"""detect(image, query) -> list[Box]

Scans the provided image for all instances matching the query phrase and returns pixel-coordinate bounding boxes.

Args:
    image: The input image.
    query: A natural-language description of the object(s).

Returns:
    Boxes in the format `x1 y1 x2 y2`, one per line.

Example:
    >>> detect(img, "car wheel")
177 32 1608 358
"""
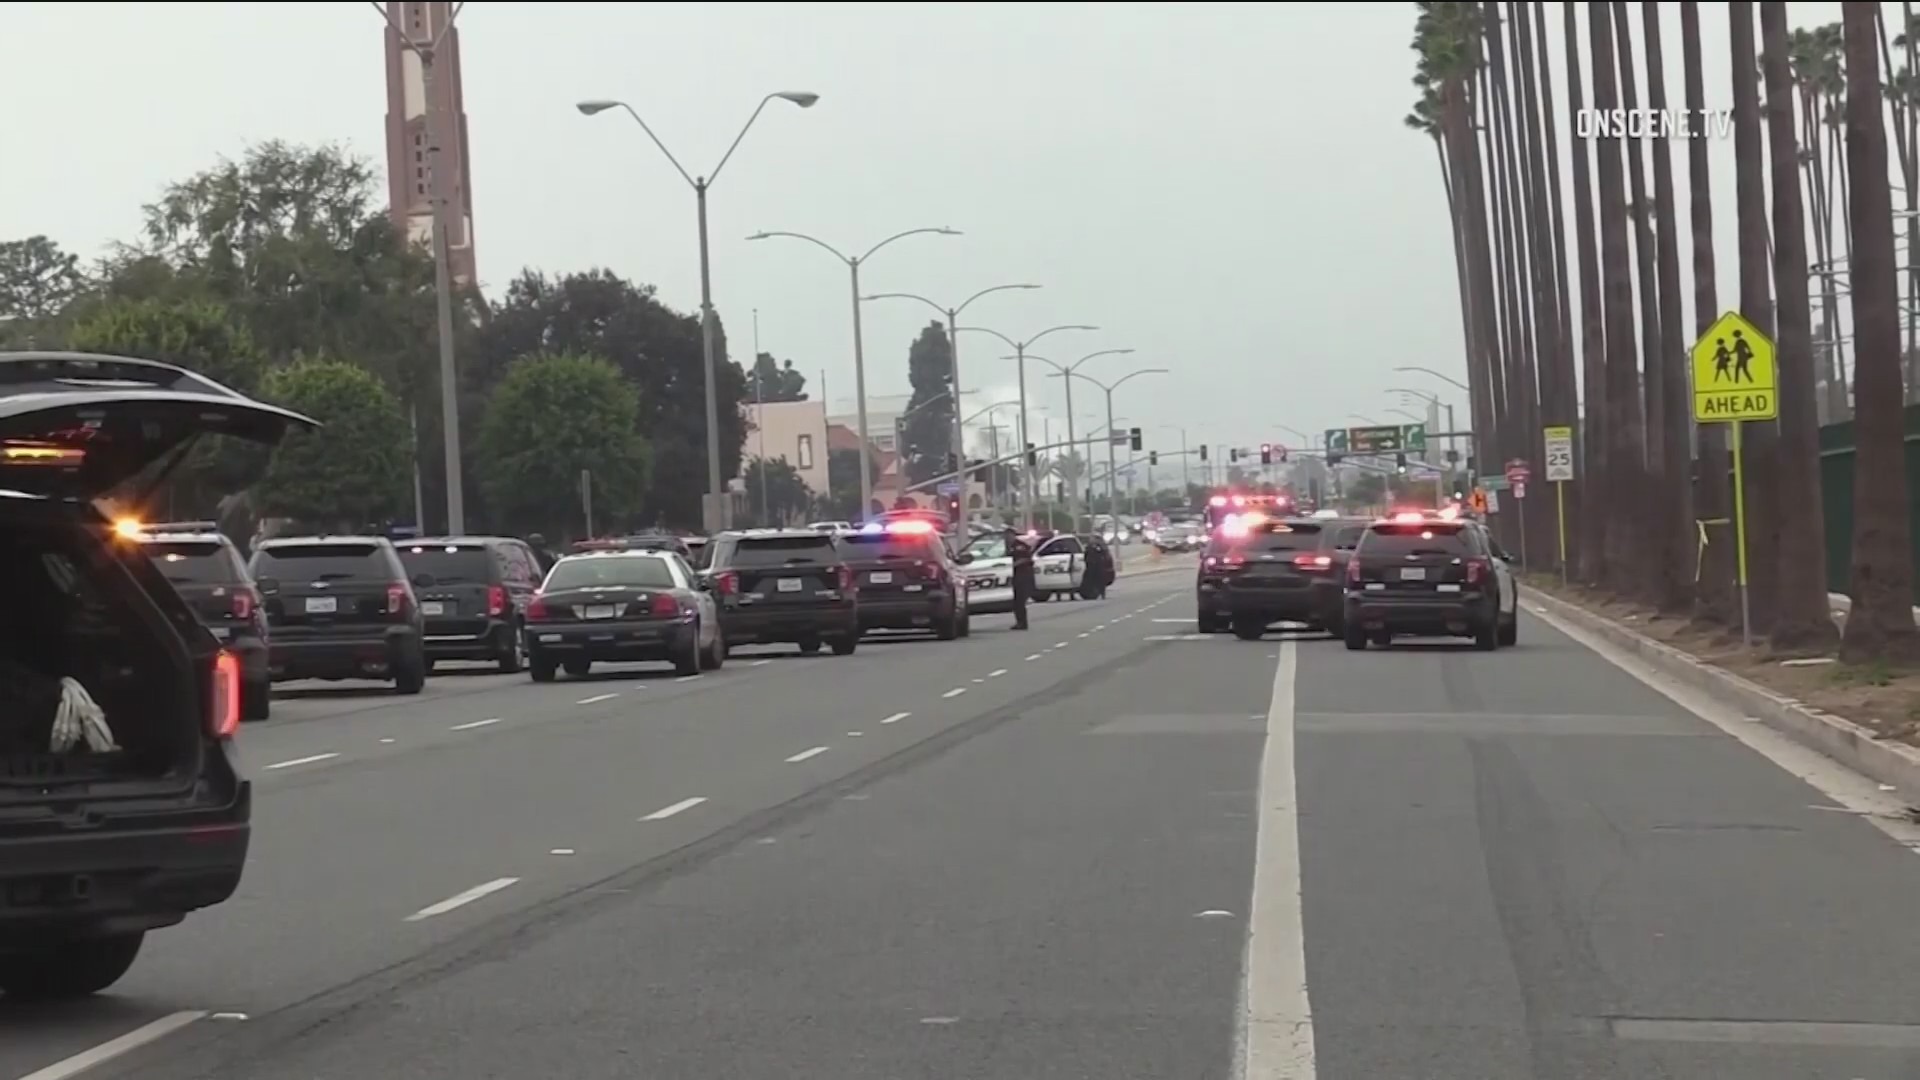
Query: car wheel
1343 625 1368 651
798 639 822 655
498 624 526 674
1497 611 1518 647
0 932 144 1000
529 653 558 683
958 610 972 638
394 650 427 695
935 609 959 641
564 658 593 678
1197 611 1226 634
1474 619 1498 651
242 677 271 722
830 635 858 656
1233 619 1266 641
702 626 727 670
673 628 702 676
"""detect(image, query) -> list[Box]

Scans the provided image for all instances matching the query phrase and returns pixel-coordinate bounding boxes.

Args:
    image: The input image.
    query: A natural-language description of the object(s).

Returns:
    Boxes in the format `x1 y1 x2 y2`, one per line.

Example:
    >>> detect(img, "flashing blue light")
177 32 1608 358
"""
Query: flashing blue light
859 521 886 534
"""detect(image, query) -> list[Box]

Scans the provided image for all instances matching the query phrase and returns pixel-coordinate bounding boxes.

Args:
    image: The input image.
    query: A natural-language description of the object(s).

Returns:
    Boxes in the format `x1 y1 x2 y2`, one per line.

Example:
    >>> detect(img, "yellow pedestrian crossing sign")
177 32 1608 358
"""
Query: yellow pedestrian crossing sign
1691 310 1778 422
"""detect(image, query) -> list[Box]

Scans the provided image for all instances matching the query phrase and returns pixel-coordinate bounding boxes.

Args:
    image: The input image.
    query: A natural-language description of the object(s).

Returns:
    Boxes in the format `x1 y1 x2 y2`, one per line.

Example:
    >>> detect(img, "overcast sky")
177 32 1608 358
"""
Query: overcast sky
0 1 1868 459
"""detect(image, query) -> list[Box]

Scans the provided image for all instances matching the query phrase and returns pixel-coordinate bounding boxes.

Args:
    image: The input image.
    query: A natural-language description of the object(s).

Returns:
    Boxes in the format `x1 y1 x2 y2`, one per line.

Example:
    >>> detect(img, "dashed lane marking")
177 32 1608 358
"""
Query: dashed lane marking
641 796 707 821
988 668 1008 678
405 877 520 922
785 746 830 763
942 688 968 699
264 753 340 771
576 692 620 705
1025 653 1043 661
20 1010 208 1080
450 718 501 731
881 712 910 724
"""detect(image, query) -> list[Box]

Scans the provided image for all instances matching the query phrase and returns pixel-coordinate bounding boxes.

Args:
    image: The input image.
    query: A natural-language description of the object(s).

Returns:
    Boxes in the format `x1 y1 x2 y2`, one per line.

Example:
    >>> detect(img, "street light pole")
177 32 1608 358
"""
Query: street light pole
753 308 768 525
748 228 961 520
957 324 1096 531
578 90 819 531
1024 348 1136 530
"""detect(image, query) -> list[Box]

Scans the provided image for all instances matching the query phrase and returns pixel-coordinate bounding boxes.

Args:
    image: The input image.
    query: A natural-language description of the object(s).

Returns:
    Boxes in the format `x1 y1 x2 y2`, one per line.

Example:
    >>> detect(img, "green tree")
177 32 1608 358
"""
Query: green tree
0 235 90 347
743 458 813 526
476 353 651 539
66 296 271 514
255 359 410 530
899 321 954 484
747 352 808 402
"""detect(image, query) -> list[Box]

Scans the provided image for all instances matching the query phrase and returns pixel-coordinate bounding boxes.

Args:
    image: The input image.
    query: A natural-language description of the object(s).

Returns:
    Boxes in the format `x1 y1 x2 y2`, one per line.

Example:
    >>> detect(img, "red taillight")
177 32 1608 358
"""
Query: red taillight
230 589 255 620
386 582 408 616
1466 558 1487 585
650 592 684 617
526 594 551 620
1294 554 1333 571
209 650 240 739
713 571 740 595
837 565 855 591
487 584 508 617
1347 558 1363 584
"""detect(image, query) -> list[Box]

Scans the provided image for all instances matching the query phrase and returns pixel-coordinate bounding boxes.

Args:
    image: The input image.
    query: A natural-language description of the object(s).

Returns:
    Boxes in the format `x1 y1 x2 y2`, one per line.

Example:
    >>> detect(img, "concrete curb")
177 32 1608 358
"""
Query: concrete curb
1528 588 1920 804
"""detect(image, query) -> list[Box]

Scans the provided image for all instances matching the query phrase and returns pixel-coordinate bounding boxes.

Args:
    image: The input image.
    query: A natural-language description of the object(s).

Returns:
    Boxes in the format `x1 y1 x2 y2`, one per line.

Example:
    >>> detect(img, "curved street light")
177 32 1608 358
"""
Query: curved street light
1025 349 1135 529
578 90 818 530
864 284 1040 479
953 323 1097 529
747 227 960 518
1043 366 1169 525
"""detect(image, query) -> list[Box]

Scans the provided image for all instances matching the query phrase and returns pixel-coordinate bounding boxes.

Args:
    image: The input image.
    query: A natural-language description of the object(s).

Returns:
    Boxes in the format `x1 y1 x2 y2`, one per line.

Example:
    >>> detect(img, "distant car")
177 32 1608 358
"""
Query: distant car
524 549 722 679
1342 513 1517 650
839 519 971 639
249 535 429 693
133 522 273 720
396 536 542 673
705 529 860 655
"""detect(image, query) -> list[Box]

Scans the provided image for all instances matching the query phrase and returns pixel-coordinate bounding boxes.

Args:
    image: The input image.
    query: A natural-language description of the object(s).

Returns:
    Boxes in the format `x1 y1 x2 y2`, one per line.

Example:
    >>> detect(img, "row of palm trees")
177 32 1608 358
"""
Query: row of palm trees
1410 1 1920 664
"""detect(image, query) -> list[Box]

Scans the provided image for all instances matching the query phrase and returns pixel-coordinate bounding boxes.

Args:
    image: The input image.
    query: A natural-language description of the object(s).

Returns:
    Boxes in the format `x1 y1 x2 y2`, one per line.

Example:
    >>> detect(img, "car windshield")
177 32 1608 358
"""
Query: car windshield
139 540 242 584
545 557 677 590
398 545 492 584
964 535 1011 560
728 537 837 567
251 543 385 581
1245 524 1322 552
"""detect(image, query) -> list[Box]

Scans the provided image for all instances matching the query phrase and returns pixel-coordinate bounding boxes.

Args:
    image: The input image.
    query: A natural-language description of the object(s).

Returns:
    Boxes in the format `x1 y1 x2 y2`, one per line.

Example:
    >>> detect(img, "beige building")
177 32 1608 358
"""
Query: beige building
743 401 830 497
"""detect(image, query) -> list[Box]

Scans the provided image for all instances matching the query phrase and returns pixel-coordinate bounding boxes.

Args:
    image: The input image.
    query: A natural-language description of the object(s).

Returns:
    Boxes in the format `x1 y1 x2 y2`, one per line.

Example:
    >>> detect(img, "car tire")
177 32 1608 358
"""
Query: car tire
564 658 593 678
673 628 701 676
830 635 858 656
936 609 959 641
798 639 822 655
958 609 972 638
1497 611 1518 647
394 650 427 695
242 678 271 722
529 653 558 683
0 932 144 1000
1197 611 1227 634
1344 625 1368 651
1233 619 1266 641
1474 619 1498 651
702 627 727 671
498 624 526 674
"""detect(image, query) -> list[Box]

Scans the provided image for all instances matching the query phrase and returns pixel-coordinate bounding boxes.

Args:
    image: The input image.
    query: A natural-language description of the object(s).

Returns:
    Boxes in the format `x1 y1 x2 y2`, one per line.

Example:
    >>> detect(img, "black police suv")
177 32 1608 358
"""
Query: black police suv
838 521 972 640
135 522 274 720
1342 514 1519 650
1196 517 1350 638
524 549 724 679
705 529 860 655
0 351 314 998
250 535 431 693
398 536 542 673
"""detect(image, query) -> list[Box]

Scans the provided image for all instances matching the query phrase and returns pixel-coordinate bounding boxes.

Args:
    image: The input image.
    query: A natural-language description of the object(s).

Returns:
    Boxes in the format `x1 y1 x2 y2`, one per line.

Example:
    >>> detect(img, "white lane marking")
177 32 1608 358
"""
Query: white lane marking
20 1010 208 1080
942 687 968 699
405 877 520 922
450 718 501 731
550 848 575 856
576 692 620 705
750 659 773 667
1054 641 1069 649
1026 653 1043 661
972 678 985 684
848 731 864 737
264 752 340 771
642 796 708 821
1154 617 1195 623
1239 637 1317 1078
1077 632 1091 639
379 738 397 744
881 711 911 725
675 674 701 683
988 668 1008 678
786 746 830 763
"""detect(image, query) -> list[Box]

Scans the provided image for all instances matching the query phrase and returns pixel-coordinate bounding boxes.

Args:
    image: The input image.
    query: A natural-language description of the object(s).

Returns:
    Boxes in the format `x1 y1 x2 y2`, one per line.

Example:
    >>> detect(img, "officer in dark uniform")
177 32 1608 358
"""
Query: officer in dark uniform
526 533 558 575
1007 528 1036 630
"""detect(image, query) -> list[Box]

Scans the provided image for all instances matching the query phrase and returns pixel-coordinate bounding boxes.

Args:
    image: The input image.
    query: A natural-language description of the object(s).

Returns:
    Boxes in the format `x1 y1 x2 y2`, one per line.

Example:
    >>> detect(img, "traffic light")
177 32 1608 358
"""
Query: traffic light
1260 443 1273 465
1230 448 1240 462
947 496 962 524
1149 451 1159 466
946 451 960 475
1026 442 1038 467
1279 447 1289 463
1129 427 1143 451
1198 444 1208 462
1395 452 1408 474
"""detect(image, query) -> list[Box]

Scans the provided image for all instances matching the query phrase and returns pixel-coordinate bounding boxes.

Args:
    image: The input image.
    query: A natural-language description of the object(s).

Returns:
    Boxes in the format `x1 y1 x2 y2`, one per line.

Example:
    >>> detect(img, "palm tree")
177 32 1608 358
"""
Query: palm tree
1611 5 1665 544
1759 2 1840 651
1589 2 1644 589
1840 0 1920 662
1889 7 1920 374
1406 80 1479 405
1485 2 1544 558
1730 1 1780 637
1683 0 1736 626
1790 24 1849 421
1642 2 1694 615
1562 0 1610 585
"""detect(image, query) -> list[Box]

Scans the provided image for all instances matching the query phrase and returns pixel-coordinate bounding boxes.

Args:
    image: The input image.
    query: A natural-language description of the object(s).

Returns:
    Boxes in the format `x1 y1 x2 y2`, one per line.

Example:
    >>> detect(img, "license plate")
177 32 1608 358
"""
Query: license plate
869 571 893 584
304 596 337 614
420 601 445 616
1399 567 1427 582
209 626 231 639
583 604 617 620
777 578 803 593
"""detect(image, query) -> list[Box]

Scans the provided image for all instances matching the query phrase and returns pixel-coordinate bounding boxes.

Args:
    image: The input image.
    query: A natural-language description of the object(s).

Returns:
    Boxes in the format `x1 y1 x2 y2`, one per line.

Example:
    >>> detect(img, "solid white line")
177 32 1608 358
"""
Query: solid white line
641 796 708 821
20 1010 208 1080
988 668 1008 678
264 752 339 771
786 746 830 763
576 692 620 705
1025 653 1043 661
881 711 911 725
450 718 501 731
675 674 701 683
750 659 773 666
1154 617 1196 623
942 687 967 699
1239 639 1317 1078
405 877 520 922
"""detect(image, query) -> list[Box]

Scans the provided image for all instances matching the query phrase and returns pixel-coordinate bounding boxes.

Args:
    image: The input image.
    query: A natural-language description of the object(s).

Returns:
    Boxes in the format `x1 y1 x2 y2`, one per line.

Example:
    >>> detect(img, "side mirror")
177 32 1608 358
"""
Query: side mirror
411 572 436 589
254 576 281 594
694 576 713 591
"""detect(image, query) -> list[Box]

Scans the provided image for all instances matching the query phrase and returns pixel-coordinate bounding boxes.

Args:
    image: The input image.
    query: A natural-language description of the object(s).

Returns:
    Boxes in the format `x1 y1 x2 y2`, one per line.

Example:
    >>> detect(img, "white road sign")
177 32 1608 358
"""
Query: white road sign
1543 425 1575 482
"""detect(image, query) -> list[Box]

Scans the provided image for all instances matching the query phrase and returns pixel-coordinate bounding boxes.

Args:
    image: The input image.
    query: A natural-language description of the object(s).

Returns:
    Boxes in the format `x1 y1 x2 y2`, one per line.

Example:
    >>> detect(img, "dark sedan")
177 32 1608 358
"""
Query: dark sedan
524 549 724 679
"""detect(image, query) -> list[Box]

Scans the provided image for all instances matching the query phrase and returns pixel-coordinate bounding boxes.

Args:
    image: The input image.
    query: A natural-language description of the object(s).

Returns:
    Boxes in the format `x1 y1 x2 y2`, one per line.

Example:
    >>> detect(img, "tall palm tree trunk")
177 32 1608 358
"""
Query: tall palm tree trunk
1613 2 1665 507
1479 55 1525 554
1841 0 1920 661
1487 2 1545 558
1643 2 1695 614
1442 75 1505 489
1799 90 1840 418
1529 0 1581 567
1564 0 1610 585
1759 2 1841 650
1683 0 1736 625
1589 1 1645 589
1731 1 1781 636
1437 135 1480 409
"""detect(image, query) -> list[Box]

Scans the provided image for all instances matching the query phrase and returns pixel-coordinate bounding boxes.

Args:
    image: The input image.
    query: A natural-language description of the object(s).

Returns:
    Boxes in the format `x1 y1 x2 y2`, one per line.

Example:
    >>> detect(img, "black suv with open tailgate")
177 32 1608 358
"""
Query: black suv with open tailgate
0 351 314 998
134 522 273 720
706 529 860 655
250 536 430 693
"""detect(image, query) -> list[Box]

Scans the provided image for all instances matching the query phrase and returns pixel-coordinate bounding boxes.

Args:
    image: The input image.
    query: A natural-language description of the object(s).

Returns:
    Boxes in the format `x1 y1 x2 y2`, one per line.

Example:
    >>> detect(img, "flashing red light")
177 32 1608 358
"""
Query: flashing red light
1390 511 1429 524
1294 554 1333 571
886 519 937 535
1209 495 1228 507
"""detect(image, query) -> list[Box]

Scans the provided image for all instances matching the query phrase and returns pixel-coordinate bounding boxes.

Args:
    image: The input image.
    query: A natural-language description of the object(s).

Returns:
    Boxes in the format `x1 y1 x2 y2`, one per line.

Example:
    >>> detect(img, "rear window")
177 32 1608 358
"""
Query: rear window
252 543 389 580
1246 524 1322 552
545 556 676 590
139 540 244 585
1362 523 1473 557
399 545 493 584
727 536 838 568
839 534 942 560
1331 524 1368 549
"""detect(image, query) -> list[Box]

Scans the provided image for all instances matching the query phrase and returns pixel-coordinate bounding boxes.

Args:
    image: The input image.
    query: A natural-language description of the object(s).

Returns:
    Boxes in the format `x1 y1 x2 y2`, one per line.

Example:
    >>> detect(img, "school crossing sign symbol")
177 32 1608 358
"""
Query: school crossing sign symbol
1690 311 1778 423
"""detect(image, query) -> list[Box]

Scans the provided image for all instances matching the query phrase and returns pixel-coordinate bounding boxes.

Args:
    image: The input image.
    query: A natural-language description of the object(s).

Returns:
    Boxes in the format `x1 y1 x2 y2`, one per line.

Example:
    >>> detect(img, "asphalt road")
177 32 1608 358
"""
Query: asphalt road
9 559 1920 1078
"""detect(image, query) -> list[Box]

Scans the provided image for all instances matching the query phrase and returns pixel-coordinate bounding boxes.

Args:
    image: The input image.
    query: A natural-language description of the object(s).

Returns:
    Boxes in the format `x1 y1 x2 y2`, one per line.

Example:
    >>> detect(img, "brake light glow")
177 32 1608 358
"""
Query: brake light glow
1231 496 1246 507
386 582 409 615
837 565 855 591
487 584 508 617
209 650 241 739
1466 558 1488 585
1347 557 1363 584
649 593 684 617
886 520 937 535
1205 553 1247 569
230 589 255 620
1294 554 1333 571
713 571 740 595
1209 495 1228 507
1390 512 1428 524
526 594 551 620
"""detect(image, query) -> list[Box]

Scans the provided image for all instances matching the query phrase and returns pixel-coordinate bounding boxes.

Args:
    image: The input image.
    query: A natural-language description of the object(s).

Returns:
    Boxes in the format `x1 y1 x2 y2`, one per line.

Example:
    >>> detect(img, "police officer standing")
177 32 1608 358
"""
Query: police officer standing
1007 528 1036 630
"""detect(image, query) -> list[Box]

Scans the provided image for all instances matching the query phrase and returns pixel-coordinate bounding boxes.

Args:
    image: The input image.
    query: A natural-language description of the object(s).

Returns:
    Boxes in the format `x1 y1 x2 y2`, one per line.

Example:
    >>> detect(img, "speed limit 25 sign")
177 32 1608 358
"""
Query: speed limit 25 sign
1543 425 1575 481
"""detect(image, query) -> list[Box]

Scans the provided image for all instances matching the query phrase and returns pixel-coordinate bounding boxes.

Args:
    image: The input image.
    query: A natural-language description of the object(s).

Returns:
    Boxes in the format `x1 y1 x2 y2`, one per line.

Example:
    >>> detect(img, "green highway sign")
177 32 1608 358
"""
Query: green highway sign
1336 423 1426 455
1324 428 1349 453
1402 423 1427 451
